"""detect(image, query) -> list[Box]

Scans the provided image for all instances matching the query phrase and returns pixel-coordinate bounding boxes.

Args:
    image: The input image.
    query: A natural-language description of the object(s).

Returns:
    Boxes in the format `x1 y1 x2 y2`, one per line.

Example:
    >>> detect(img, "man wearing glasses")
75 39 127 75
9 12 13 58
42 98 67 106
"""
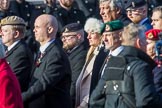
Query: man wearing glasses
61 23 88 108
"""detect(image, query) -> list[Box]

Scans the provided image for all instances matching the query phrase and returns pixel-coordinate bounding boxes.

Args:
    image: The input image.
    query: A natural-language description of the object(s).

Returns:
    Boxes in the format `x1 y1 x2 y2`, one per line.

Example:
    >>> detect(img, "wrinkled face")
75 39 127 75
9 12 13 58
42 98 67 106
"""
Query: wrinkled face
102 31 121 50
1 25 16 47
146 41 156 58
0 0 10 11
61 33 78 51
99 1 116 23
87 32 100 47
33 17 48 45
59 0 73 7
151 11 162 30
126 7 144 23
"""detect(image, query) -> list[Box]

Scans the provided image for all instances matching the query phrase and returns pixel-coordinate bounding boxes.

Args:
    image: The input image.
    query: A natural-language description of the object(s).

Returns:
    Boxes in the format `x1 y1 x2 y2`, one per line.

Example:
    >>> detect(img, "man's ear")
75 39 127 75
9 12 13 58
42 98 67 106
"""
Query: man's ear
14 30 20 39
135 38 141 48
135 38 146 52
48 26 54 33
76 34 81 39
118 31 122 41
116 7 121 14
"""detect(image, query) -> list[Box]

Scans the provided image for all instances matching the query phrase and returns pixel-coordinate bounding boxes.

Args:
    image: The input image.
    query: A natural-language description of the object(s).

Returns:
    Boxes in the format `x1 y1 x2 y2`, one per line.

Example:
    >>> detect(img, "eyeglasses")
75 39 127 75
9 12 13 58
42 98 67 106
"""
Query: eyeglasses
61 35 76 40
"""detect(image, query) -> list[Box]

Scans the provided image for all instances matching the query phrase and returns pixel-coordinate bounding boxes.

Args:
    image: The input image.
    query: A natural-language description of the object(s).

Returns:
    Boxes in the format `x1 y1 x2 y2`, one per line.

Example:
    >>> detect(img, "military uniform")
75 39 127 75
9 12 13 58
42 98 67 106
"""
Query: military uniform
41 3 86 41
0 9 16 20
75 0 100 18
10 1 31 25
146 0 157 18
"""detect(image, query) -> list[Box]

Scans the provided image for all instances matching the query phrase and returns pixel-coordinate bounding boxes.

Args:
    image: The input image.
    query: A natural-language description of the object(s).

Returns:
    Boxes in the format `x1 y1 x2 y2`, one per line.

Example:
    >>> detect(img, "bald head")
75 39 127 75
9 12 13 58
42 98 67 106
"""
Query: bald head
34 14 58 45
38 14 58 31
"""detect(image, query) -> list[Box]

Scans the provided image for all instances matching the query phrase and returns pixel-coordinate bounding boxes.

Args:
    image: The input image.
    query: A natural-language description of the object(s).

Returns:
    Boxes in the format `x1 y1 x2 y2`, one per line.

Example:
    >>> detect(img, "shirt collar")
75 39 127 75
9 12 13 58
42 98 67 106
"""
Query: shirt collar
40 39 55 53
8 40 20 51
139 17 148 25
109 45 124 56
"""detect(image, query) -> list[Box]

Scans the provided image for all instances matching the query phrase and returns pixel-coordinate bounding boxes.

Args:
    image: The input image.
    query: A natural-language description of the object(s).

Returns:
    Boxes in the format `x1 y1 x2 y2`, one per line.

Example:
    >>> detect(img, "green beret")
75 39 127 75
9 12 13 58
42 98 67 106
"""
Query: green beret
100 20 124 34
1 16 26 26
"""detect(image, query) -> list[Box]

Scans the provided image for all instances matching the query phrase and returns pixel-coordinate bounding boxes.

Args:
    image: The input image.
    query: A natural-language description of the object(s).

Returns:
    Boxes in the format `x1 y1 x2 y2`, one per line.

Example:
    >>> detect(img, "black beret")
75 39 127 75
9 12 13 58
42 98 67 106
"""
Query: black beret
61 23 83 35
124 0 146 9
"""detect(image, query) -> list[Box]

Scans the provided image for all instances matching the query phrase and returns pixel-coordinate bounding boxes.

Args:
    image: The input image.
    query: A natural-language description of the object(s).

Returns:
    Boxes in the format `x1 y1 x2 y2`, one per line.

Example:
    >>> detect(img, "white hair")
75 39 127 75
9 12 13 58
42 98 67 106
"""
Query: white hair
0 38 5 59
84 17 103 33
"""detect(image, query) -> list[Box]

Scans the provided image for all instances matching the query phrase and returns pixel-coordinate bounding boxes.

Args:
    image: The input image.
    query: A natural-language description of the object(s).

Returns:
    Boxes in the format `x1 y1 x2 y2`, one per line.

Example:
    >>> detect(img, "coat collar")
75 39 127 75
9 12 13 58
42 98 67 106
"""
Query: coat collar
5 40 22 57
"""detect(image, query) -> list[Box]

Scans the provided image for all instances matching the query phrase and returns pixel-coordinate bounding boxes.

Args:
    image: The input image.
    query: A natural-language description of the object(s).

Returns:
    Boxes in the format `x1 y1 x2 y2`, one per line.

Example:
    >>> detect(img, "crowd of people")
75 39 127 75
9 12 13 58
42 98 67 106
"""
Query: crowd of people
0 0 162 108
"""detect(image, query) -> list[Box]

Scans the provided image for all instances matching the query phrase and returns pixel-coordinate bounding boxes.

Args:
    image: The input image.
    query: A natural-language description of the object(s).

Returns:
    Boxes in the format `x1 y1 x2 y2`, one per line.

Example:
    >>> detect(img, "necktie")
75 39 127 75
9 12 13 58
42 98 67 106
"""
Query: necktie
100 55 111 77
5 49 8 55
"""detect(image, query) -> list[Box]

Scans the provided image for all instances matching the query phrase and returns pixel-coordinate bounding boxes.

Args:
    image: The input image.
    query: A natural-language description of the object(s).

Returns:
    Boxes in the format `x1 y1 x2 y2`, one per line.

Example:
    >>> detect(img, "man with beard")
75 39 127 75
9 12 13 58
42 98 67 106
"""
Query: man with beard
61 23 88 107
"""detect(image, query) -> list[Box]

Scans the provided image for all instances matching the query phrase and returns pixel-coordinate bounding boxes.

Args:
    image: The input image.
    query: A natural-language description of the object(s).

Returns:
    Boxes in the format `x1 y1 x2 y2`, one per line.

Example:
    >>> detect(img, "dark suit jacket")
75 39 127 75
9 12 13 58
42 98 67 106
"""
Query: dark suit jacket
22 40 72 108
68 42 88 106
6 40 33 92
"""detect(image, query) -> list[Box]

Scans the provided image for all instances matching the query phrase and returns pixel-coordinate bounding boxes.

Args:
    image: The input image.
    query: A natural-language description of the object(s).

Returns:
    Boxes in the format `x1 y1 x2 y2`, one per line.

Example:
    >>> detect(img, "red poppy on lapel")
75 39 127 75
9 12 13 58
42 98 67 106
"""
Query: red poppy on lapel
35 52 46 67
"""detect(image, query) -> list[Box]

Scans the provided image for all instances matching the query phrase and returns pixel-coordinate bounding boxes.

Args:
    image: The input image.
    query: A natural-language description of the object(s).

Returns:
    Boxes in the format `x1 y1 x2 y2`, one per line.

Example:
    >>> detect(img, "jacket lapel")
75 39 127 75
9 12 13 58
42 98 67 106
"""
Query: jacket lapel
6 41 21 57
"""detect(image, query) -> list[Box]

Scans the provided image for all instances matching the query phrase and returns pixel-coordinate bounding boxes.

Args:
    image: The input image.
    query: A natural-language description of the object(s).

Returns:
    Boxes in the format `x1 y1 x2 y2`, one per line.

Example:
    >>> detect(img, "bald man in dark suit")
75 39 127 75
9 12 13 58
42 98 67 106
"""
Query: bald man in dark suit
22 14 72 108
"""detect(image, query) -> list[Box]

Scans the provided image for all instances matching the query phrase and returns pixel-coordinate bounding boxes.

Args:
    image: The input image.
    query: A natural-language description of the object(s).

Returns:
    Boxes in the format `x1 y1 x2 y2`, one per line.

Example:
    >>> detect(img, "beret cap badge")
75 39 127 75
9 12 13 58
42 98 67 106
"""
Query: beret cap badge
64 28 69 33
147 33 154 39
105 25 111 31
132 2 135 7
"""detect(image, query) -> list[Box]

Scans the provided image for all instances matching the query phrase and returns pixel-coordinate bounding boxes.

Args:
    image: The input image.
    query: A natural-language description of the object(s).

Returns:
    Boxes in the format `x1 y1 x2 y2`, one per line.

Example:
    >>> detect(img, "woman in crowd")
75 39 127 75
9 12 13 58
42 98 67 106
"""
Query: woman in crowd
75 17 103 108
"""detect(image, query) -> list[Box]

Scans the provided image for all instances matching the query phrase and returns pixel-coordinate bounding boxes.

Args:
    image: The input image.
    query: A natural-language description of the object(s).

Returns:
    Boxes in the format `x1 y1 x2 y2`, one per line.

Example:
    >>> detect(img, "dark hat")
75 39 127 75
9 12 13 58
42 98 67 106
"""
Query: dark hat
0 16 26 26
100 20 124 34
124 0 146 9
145 29 162 41
62 23 83 36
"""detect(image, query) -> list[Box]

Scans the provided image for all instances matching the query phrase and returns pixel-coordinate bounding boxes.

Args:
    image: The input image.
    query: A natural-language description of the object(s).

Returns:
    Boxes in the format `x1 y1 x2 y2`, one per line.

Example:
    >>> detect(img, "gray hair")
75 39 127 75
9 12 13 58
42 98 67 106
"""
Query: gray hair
0 39 5 59
109 0 123 11
122 23 144 46
100 0 124 12
84 17 103 34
